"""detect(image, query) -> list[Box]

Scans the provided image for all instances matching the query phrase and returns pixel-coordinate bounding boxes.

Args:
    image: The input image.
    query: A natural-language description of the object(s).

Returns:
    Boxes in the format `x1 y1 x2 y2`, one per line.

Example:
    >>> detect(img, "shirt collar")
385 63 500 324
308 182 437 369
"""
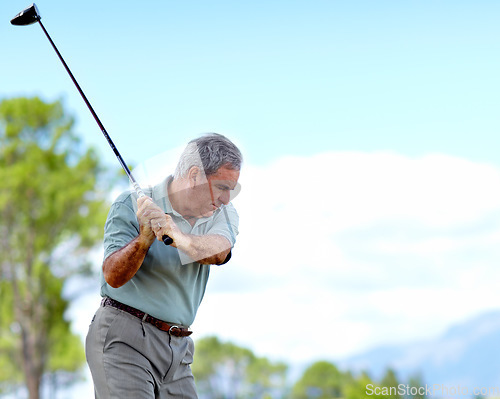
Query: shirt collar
151 175 174 214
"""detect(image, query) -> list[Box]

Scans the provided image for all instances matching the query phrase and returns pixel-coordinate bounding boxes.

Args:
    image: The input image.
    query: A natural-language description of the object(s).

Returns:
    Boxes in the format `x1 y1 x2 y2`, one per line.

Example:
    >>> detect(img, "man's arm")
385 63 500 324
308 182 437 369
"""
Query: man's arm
173 233 231 265
102 232 153 288
103 197 157 288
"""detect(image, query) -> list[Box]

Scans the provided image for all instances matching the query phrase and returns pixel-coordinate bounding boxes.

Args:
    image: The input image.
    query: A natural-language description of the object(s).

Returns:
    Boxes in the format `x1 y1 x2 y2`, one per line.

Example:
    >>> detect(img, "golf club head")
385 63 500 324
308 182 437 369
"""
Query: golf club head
11 3 40 26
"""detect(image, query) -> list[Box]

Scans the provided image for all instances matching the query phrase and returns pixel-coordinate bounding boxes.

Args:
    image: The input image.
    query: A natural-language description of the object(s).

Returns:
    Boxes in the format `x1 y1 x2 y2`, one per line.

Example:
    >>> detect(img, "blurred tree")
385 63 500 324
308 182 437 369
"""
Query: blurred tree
245 355 288 398
192 336 287 399
291 360 345 399
407 373 427 399
0 97 108 399
380 368 402 399
344 371 379 399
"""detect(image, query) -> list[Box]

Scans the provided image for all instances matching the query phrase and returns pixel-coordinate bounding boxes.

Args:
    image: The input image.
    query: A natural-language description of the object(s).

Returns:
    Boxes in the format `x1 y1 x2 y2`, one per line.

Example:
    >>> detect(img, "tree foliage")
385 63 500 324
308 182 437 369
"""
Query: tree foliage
292 361 350 399
380 368 402 399
407 373 427 399
0 97 109 398
192 336 288 399
343 371 377 399
291 361 426 399
191 336 428 399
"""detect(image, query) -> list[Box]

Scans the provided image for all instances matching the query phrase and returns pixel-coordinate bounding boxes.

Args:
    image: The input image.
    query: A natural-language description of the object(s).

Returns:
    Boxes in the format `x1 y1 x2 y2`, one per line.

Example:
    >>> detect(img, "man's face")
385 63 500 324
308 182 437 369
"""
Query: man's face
192 165 240 217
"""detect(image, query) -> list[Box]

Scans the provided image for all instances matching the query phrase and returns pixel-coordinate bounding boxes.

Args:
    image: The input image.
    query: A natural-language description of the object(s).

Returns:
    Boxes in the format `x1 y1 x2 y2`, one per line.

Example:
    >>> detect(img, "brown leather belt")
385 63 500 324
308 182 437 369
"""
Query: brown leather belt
101 297 192 337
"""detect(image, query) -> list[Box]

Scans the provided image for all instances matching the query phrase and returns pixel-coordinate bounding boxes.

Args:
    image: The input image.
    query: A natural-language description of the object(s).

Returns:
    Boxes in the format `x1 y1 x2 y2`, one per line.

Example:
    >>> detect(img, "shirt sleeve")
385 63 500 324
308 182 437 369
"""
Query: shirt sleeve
103 194 140 260
206 203 239 247
177 203 239 266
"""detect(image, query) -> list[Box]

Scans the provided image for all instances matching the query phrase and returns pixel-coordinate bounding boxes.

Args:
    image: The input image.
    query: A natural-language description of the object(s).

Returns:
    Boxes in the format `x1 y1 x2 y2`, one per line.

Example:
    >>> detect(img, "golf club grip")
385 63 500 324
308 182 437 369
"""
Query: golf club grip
162 235 174 245
136 189 173 246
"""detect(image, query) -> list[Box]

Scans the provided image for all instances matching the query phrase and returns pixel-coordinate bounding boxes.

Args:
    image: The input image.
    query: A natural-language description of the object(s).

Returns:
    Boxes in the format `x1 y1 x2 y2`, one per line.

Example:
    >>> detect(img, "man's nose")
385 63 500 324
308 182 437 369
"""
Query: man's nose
220 190 230 205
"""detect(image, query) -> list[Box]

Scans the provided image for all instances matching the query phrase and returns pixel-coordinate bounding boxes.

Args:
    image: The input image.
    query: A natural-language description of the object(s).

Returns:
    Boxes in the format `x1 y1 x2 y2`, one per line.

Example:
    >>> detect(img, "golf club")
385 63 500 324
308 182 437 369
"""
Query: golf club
11 3 173 245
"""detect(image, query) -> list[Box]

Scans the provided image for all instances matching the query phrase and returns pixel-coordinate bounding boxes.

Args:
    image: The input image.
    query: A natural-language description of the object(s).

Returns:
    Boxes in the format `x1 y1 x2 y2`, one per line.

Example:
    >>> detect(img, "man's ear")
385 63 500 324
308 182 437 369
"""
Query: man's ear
187 166 200 188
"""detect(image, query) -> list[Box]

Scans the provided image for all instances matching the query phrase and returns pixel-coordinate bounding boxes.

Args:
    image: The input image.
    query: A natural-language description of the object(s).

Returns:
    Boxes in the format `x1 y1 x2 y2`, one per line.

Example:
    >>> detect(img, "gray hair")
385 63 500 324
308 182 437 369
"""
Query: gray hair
174 133 243 179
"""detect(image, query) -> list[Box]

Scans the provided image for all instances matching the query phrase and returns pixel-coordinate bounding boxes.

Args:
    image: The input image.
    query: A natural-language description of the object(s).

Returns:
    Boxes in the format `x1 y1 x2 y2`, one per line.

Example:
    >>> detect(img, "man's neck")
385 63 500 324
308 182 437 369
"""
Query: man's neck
167 178 197 220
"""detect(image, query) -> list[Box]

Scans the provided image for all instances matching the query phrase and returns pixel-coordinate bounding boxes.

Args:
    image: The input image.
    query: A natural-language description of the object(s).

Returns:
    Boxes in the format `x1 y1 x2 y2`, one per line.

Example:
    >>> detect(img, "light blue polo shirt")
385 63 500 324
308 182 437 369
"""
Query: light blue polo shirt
101 176 239 327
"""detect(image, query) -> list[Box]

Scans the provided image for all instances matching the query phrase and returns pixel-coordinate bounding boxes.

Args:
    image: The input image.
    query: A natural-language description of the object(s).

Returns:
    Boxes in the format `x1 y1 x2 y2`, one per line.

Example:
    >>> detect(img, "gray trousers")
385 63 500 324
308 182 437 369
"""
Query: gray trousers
85 304 198 399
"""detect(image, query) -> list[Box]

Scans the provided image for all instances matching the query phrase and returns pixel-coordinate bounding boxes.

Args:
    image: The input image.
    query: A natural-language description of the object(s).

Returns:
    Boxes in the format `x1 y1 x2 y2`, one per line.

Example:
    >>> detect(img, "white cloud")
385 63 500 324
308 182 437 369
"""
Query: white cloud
190 151 500 363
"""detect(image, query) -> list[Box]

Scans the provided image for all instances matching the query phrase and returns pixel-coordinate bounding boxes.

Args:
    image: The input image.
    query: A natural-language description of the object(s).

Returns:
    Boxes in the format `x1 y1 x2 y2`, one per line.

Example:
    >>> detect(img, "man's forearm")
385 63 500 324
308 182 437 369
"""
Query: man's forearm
103 234 152 288
175 233 231 265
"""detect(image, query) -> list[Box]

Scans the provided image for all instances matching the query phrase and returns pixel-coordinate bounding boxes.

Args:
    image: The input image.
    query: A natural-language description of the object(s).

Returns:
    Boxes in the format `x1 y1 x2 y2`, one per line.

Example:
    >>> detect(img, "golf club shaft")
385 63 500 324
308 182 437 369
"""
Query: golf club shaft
36 19 173 245
37 20 137 189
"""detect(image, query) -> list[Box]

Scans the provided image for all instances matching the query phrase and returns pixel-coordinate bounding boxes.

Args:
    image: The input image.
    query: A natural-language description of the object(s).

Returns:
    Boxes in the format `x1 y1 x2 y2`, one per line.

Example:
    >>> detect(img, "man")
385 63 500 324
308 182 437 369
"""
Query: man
86 133 242 398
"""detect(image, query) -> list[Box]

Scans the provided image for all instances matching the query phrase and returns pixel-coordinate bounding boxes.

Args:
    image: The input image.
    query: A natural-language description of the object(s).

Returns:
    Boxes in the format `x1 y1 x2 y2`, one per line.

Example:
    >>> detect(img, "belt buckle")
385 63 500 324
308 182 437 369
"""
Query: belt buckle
169 325 181 336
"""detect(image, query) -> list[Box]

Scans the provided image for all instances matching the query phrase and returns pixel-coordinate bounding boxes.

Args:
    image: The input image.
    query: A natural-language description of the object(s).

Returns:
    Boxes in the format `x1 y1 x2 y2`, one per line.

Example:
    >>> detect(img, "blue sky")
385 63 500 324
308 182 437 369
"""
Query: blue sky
2 1 499 167
2 1 500 393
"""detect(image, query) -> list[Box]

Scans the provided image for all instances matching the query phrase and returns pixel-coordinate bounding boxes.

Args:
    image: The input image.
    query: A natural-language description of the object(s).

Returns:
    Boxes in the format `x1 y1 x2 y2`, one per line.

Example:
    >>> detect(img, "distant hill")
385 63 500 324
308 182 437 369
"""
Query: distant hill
339 310 500 390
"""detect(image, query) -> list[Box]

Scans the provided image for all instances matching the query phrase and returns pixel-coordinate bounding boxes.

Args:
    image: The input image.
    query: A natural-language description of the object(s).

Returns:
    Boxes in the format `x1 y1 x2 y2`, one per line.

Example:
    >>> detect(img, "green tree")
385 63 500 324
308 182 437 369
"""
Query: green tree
344 371 378 399
192 336 287 399
291 361 345 399
0 97 108 399
407 373 427 399
246 355 288 398
380 368 402 398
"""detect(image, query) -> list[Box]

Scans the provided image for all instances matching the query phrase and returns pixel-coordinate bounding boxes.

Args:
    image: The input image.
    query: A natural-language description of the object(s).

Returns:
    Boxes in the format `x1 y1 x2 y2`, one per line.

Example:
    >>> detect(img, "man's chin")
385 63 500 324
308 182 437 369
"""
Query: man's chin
200 210 215 218
198 204 218 218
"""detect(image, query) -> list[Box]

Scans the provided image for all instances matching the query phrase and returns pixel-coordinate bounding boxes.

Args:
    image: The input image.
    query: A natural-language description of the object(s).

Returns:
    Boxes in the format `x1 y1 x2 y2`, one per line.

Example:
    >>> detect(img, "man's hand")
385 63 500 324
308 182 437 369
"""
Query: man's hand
136 196 157 245
137 196 181 246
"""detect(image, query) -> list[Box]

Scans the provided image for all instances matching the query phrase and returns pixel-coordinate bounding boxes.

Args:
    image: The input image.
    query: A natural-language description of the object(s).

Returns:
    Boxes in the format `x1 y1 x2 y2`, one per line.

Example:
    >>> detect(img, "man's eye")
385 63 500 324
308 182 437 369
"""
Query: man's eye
216 185 230 191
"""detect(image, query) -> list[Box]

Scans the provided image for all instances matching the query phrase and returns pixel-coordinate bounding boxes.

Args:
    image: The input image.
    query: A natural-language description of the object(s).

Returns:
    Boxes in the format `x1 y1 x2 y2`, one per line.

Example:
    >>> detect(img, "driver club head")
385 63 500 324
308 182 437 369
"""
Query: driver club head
11 3 40 26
